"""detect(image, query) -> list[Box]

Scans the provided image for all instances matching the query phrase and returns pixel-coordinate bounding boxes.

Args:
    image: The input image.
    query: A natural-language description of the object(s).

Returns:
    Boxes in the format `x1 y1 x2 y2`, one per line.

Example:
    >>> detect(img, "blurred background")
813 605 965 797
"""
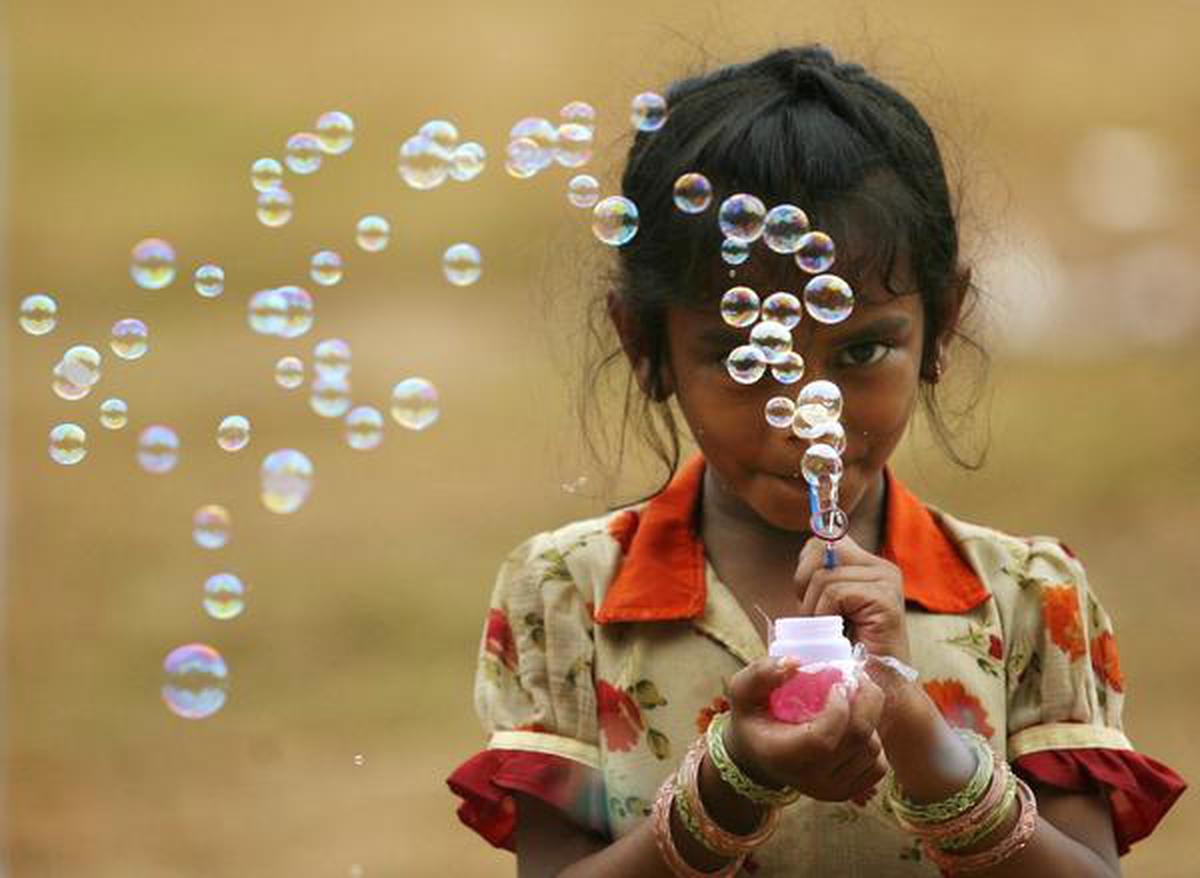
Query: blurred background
3 0 1198 875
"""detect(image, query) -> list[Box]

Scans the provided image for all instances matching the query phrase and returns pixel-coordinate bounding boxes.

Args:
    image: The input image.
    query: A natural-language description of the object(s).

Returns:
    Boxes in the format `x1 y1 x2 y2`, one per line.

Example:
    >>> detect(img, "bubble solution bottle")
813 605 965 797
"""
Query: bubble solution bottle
767 616 861 724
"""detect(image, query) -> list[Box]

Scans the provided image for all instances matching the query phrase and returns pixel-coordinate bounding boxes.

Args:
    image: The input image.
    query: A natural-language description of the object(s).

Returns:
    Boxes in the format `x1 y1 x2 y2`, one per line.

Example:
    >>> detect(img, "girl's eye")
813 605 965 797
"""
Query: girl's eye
838 341 891 367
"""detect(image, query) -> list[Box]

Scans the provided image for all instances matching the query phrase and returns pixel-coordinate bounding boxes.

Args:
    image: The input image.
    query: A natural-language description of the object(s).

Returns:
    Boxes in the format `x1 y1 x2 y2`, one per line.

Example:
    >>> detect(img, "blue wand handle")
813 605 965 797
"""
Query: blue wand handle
808 483 837 570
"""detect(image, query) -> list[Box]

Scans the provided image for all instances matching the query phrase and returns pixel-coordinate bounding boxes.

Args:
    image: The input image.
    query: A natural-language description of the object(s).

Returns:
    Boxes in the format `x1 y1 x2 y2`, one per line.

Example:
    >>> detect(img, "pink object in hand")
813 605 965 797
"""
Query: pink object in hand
769 665 845 723
766 616 858 724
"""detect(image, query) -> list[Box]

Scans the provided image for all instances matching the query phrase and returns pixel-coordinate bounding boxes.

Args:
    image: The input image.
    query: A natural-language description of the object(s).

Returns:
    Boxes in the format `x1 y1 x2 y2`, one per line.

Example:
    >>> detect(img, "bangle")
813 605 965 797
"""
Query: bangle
896 754 1011 844
675 735 779 857
924 777 1039 873
939 772 1018 852
706 712 801 807
887 729 994 826
651 772 744 877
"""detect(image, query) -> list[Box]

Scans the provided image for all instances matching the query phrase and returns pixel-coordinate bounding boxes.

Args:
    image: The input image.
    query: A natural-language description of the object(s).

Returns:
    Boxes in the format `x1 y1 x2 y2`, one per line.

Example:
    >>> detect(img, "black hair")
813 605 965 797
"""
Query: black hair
583 44 987 496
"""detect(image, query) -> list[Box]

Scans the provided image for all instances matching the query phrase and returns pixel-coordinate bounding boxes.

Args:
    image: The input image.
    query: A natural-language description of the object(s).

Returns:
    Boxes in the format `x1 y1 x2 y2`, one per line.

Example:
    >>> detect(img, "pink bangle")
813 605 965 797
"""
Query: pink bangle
651 775 745 878
678 736 779 856
924 777 1039 873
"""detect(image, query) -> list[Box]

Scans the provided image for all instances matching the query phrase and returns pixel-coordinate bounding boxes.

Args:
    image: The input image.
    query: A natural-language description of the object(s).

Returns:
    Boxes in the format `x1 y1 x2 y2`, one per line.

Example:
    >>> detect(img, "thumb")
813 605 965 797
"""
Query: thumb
728 656 802 713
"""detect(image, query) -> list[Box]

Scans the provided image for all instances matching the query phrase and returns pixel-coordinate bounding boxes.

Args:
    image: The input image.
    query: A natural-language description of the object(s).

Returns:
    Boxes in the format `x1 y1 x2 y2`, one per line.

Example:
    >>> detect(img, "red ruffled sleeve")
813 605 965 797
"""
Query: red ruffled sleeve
447 748 609 852
1014 748 1186 855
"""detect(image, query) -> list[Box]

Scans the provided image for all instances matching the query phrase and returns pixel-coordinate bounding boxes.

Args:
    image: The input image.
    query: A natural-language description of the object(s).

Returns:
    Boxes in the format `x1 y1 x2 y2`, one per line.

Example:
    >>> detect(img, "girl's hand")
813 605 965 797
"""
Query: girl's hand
722 657 890 802
794 535 912 665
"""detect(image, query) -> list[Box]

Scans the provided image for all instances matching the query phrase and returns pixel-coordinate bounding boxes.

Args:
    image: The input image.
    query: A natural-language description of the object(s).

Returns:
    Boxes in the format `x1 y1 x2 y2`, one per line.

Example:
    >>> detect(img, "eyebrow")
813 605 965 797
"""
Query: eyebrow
835 315 914 340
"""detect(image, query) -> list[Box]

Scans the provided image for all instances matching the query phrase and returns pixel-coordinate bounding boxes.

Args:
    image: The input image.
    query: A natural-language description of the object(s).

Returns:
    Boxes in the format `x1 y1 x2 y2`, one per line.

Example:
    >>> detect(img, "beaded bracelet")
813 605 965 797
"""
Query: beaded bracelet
923 777 1039 873
675 735 780 857
651 772 745 878
887 729 994 826
706 712 802 808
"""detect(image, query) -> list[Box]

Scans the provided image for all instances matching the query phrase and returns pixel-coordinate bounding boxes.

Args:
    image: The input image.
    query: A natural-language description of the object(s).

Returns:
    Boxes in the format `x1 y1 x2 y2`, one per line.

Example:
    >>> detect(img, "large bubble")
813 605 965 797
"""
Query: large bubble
795 380 843 429
802 443 843 486
717 194 767 244
390 378 439 431
592 196 639 246
443 243 482 286
803 274 855 324
48 423 86 465
260 449 314 514
19 294 57 335
131 238 176 290
762 204 809 254
137 424 180 474
398 134 452 190
162 643 228 720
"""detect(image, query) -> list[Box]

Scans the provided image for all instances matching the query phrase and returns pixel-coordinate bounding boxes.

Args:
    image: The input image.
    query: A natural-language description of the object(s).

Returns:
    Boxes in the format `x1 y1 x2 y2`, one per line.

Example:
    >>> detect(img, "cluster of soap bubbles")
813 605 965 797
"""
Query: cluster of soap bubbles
399 119 485 190
253 110 356 228
505 102 596 180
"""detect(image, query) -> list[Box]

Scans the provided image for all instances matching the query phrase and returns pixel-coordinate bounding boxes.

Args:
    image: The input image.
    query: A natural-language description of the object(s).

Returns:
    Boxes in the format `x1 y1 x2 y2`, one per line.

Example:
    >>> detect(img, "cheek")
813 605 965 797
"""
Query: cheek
842 366 920 458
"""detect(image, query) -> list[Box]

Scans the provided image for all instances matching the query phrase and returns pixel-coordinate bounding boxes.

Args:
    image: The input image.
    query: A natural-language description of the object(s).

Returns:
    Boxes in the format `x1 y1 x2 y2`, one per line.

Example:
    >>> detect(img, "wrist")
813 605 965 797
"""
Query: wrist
698 737 772 835
880 684 979 803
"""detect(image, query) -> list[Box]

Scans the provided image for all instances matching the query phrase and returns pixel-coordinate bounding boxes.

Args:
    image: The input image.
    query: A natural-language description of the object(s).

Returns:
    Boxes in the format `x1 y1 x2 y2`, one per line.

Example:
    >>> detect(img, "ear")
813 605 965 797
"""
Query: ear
607 291 674 401
923 266 971 379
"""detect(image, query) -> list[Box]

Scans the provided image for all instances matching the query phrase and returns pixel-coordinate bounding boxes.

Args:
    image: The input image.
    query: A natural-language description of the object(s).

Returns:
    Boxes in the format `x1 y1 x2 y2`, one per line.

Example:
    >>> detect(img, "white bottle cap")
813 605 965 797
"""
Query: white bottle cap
768 615 852 663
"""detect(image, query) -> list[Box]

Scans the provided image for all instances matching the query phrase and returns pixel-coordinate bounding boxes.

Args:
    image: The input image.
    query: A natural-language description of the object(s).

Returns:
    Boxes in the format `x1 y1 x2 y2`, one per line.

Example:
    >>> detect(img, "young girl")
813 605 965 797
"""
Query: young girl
447 45 1184 876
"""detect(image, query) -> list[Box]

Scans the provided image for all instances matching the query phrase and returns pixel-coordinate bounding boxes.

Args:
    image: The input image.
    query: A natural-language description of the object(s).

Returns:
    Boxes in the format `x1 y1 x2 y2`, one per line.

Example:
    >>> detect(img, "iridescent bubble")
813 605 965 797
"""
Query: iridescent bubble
804 274 855 324
137 424 180 474
48 423 86 465
803 419 847 454
315 111 355 155
796 380 843 428
131 238 176 290
309 375 351 418
274 355 304 389
248 288 288 337
345 405 384 451
356 215 390 252
673 173 713 214
592 196 639 247
110 319 149 361
718 194 767 244
802 443 843 486
310 250 343 286
390 378 439 431
256 188 293 227
765 396 796 429
277 286 314 339
449 142 486 182
509 117 557 171
162 643 228 720
560 100 596 132
762 204 809 254
554 123 593 168
631 92 668 132
725 344 767 385
443 243 482 286
721 237 750 265
51 363 90 401
203 573 245 620
419 119 459 149
314 338 351 380
260 449 314 514
812 506 850 540
770 351 806 385
251 157 283 193
398 134 452 190
749 320 793 364
62 344 103 386
761 292 802 330
720 286 760 328
193 504 231 550
193 264 224 298
567 174 600 209
285 132 322 175
795 231 836 274
217 415 251 452
19 294 57 335
99 397 128 430
505 137 543 179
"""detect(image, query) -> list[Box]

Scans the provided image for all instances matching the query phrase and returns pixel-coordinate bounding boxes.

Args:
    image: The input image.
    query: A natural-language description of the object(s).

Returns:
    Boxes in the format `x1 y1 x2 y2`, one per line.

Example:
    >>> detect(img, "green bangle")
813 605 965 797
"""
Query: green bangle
939 773 1019 852
671 767 713 852
706 712 801 808
887 729 993 825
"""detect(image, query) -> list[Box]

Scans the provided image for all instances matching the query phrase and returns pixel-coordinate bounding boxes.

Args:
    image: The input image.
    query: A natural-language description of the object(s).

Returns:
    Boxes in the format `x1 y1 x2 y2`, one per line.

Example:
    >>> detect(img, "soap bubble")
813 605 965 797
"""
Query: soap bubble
48 423 86 465
162 643 228 720
449 142 486 182
390 378 439 430
51 364 90 401
251 158 283 193
315 111 355 155
274 355 305 389
19 294 57 335
721 237 750 265
802 443 843 485
277 286 314 339
795 231 836 274
762 204 809 254
193 504 231 550
803 274 855 324
812 506 850 541
631 92 668 132
796 380 843 428
248 288 288 337
356 215 390 252
505 137 543 179
770 351 806 385
260 449 314 514
720 286 760 328
765 396 796 429
749 320 793 364
310 375 352 418
592 196 639 246
673 173 713 214
419 119 459 149
509 117 557 172
110 319 149 361
761 292 802 330
137 424 180 474
554 122 593 168
398 134 451 190
256 188 293 227
718 194 767 244
560 100 596 132
443 243 482 286
310 250 343 286
194 264 224 298
353 753 366 767
314 338 352 380
131 238 176 290
285 132 322 175
803 419 847 454
725 344 767 385
217 415 251 452
345 405 384 450
567 174 600 208
203 573 246 620
62 344 103 386
99 398 128 430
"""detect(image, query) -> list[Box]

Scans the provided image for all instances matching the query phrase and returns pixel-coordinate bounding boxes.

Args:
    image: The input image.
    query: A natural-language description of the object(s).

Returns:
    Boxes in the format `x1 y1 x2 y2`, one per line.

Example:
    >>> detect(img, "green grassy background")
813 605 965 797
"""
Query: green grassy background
4 1 1198 875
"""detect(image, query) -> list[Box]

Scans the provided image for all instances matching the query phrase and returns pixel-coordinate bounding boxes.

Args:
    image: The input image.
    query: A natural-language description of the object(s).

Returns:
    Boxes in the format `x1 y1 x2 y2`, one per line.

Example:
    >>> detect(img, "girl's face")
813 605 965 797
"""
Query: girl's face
664 267 928 533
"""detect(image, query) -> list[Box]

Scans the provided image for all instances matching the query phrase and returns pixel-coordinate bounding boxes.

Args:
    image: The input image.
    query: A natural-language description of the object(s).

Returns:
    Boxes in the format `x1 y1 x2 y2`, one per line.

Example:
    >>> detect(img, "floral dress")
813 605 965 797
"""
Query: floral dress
448 457 1184 875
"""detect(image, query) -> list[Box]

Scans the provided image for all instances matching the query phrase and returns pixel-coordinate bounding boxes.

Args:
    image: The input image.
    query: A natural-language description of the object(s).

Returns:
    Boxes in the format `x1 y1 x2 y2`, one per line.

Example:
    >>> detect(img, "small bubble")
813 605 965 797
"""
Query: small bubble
803 274 855 324
673 173 713 214
720 286 760 328
592 196 639 247
137 424 180 474
508 117 557 172
277 286 314 339
770 351 806 385
309 375 352 419
62 344 103 386
356 215 390 252
217 415 251 452
449 142 486 182
49 423 86 465
256 188 294 227
554 123 593 168
162 643 228 720
203 573 246 620
390 378 439 431
812 506 849 540
720 237 750 265
762 204 809 254
99 398 128 430
442 243 482 286
805 420 847 454
51 363 90 401
110 319 149 361
260 449 314 514
310 250 343 286
631 92 667 132
749 320 793 364
285 132 322 175
314 339 352 381
567 174 600 209
131 238 176 289
353 753 366 767
315 111 355 155
505 137 543 179
725 345 767 385
194 264 225 298
795 231 836 274
765 396 796 429
761 292 802 330
19 294 57 335
248 288 288 336
345 406 384 451
802 443 843 486
274 355 305 390
193 504 231 550
398 134 451 190
561 476 589 494
560 100 596 132
250 158 283 193
718 195 767 244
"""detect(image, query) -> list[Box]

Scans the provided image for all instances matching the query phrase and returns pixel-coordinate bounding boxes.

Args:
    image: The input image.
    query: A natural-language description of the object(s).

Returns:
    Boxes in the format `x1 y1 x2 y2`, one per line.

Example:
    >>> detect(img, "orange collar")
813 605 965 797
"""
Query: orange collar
595 456 989 624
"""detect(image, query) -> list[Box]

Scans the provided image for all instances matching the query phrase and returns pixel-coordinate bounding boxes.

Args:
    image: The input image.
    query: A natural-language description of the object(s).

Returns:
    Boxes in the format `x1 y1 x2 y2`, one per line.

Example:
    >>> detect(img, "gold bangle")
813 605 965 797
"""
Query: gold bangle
705 712 801 808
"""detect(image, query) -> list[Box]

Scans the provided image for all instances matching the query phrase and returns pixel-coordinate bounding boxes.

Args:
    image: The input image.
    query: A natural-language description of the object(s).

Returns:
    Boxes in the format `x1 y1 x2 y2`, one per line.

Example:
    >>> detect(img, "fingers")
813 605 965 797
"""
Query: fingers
802 680 852 746
798 566 883 617
728 656 801 713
